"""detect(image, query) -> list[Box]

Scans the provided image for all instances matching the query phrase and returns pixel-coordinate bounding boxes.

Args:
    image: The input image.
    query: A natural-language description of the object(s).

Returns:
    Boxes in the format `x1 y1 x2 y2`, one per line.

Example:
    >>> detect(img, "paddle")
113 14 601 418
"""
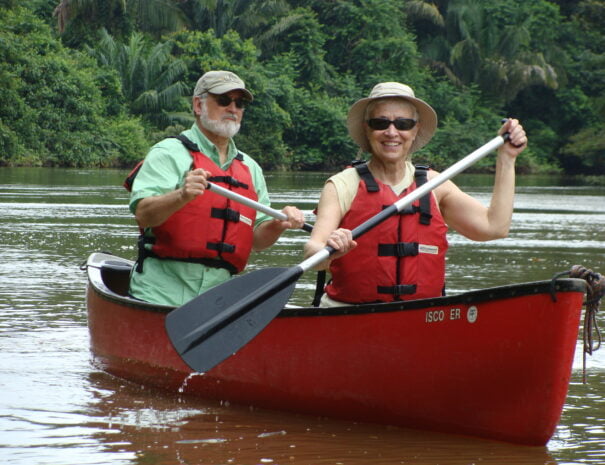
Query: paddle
165 133 510 373
207 181 313 233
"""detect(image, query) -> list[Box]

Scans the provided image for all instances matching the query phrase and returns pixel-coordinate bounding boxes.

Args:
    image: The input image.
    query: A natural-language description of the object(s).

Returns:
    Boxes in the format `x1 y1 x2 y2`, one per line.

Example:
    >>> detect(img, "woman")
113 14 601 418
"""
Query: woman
304 82 527 306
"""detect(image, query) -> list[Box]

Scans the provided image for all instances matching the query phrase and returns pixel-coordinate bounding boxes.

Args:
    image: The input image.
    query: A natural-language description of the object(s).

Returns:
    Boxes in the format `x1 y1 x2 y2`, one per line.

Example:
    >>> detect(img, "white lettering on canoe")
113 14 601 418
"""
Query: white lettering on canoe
425 308 464 323
425 310 445 323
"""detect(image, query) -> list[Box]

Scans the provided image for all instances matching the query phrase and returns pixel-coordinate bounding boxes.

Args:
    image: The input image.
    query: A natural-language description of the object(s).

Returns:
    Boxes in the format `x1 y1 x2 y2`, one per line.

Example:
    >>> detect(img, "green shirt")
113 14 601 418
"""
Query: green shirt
128 123 272 307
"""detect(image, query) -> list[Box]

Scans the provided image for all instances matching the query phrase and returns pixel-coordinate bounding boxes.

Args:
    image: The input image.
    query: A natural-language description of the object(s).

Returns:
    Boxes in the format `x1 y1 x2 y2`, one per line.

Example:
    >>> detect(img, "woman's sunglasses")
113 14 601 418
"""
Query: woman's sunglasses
367 117 417 131
212 93 250 109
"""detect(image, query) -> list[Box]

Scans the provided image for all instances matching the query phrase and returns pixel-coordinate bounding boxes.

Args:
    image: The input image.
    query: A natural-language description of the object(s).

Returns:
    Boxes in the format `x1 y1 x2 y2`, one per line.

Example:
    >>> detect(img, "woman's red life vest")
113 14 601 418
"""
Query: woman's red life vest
135 135 258 275
325 163 448 304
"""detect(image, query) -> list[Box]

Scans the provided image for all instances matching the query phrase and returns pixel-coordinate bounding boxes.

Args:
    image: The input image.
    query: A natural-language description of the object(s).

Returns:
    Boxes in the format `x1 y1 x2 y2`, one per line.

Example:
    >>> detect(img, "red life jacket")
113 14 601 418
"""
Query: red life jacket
325 163 448 303
135 135 257 275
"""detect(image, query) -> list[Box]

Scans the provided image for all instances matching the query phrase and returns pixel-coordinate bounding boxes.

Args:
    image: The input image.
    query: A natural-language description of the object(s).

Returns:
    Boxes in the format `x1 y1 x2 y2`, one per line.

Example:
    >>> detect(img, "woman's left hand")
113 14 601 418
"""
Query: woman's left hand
326 228 357 259
498 118 527 159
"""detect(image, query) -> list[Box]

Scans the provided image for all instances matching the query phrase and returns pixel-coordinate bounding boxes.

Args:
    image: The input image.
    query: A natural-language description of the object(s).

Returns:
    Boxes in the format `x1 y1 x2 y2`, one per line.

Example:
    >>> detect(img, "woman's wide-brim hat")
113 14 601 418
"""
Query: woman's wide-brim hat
347 82 438 154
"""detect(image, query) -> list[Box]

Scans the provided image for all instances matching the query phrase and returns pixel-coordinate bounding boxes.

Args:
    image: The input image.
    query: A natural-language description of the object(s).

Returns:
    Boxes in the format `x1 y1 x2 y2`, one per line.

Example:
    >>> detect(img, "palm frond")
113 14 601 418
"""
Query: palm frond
255 12 306 52
404 0 445 27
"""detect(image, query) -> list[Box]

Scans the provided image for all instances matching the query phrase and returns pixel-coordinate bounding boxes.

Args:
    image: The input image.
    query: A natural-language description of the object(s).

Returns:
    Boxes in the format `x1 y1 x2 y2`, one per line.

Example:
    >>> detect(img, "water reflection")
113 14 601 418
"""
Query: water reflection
550 372 605 464
87 371 558 465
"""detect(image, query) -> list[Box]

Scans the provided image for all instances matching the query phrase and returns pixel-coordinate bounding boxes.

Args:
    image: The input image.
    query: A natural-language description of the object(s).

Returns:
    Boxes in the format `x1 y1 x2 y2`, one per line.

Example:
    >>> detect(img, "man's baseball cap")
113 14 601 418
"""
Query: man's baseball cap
193 70 253 101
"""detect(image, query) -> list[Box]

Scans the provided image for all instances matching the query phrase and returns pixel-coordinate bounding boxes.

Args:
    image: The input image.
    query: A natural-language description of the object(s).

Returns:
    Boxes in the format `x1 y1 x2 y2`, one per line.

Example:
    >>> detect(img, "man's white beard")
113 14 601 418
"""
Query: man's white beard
200 101 241 138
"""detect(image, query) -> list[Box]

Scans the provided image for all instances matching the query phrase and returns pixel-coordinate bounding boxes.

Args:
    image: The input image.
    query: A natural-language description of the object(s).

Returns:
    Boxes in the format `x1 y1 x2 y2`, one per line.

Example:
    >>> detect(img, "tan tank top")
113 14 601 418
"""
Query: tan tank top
327 160 416 215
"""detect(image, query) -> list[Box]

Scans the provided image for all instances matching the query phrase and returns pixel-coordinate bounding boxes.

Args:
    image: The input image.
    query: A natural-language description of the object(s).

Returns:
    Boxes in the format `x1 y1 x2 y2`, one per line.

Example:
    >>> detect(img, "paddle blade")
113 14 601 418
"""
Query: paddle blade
165 267 300 373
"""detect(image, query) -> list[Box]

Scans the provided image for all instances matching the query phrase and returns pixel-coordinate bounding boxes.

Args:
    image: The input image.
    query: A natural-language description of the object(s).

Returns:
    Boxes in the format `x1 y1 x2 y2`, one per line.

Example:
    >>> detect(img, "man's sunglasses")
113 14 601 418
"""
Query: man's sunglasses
367 117 417 131
212 93 250 109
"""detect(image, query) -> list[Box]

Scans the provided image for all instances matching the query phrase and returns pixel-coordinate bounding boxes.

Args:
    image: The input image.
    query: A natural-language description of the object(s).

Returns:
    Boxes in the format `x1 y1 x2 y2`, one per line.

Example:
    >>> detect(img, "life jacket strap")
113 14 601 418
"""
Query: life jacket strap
135 235 239 275
311 270 327 307
353 162 432 224
377 284 417 296
211 207 240 223
378 242 419 257
353 162 380 192
414 165 432 225
208 175 249 190
207 242 236 254
173 134 201 152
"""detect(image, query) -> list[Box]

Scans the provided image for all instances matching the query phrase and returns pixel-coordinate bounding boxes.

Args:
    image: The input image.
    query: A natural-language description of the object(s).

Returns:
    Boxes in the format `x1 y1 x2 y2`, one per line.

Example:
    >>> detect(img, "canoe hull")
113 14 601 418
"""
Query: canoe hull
86 252 585 445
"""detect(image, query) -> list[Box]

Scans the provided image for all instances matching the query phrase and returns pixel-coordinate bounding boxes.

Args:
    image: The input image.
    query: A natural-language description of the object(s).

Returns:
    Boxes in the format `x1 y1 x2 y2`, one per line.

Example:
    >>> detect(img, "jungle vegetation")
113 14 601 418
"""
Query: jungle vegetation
1 0 604 173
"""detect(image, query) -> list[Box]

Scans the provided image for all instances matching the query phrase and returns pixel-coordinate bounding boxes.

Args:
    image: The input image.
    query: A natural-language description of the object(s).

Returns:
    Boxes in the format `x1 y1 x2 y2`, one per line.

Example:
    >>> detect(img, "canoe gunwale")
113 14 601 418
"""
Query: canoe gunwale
86 251 587 317
292 278 587 317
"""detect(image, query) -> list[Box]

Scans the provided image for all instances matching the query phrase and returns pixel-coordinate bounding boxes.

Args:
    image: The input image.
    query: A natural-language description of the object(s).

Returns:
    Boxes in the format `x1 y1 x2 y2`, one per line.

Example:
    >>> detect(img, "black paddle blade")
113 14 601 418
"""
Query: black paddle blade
165 266 301 373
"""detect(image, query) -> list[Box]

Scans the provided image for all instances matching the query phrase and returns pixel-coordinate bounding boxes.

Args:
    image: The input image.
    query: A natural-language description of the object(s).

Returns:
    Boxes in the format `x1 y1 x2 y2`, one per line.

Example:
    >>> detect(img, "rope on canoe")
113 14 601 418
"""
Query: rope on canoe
553 265 604 383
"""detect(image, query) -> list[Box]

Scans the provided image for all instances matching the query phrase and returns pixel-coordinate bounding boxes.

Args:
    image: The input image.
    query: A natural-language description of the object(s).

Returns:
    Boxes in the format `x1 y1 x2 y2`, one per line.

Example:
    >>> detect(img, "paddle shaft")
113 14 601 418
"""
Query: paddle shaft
207 182 313 232
299 133 509 271
172 132 510 366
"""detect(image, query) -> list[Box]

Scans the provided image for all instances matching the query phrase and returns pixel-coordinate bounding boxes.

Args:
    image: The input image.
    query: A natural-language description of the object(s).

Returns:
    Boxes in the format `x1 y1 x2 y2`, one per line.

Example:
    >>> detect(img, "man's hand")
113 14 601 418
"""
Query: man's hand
278 205 305 230
180 168 212 202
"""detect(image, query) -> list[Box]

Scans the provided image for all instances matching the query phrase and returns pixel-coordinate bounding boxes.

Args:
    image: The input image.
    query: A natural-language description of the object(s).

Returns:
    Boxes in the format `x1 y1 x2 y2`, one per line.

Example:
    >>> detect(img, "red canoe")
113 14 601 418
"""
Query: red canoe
85 251 586 446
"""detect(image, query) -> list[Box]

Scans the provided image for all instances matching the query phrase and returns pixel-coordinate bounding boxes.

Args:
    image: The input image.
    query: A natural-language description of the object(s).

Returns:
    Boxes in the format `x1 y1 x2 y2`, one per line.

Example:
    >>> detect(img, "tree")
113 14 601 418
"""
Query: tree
0 6 148 167
559 124 605 173
86 29 190 128
7 0 604 173
407 0 561 104
260 7 335 88
304 0 426 90
53 0 187 45
181 0 291 38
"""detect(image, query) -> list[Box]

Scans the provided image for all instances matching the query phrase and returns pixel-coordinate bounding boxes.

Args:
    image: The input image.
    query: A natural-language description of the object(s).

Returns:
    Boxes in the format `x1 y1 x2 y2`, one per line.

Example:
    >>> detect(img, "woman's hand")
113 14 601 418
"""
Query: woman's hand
326 228 357 259
498 118 527 160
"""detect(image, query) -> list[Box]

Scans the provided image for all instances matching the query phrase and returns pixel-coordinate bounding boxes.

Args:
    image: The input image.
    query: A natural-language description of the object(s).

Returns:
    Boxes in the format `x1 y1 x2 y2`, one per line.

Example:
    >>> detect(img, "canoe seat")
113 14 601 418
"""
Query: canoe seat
101 260 132 296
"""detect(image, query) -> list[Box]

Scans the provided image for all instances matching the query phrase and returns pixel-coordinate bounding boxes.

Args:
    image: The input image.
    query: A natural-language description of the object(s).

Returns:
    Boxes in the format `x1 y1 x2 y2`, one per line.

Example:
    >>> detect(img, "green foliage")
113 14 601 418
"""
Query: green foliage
236 74 293 169
0 0 17 8
267 7 333 87
181 0 293 42
0 6 147 167
560 124 605 173
98 116 150 166
1 0 603 173
170 29 260 84
284 87 356 170
409 0 562 105
515 118 561 171
86 29 190 128
53 0 187 46
414 83 495 170
169 29 293 168
305 0 427 90
0 120 21 165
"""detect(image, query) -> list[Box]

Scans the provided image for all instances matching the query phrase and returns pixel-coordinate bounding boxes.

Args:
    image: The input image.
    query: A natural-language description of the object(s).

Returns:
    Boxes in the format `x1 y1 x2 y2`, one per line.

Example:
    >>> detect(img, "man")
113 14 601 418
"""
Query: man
129 70 304 306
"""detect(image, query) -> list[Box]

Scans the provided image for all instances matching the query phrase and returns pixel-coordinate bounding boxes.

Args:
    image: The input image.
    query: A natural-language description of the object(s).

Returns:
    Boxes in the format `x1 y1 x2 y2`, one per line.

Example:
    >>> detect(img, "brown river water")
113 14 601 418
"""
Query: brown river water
0 167 603 464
